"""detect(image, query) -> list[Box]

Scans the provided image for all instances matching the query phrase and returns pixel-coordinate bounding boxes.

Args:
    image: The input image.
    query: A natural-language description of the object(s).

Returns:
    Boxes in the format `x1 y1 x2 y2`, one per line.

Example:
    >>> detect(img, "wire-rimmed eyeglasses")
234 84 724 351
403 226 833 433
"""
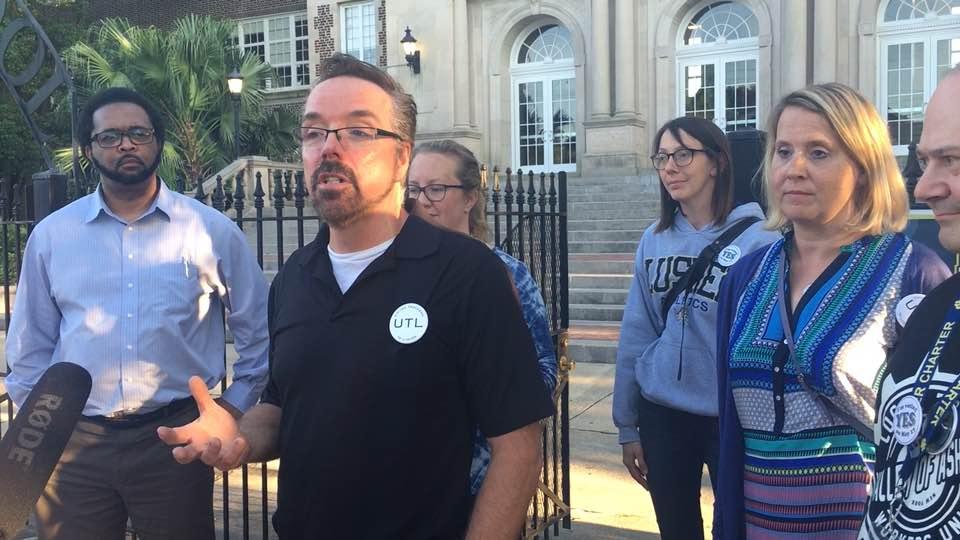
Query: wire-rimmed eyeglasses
650 148 710 170
406 183 466 202
91 127 155 148
298 126 404 149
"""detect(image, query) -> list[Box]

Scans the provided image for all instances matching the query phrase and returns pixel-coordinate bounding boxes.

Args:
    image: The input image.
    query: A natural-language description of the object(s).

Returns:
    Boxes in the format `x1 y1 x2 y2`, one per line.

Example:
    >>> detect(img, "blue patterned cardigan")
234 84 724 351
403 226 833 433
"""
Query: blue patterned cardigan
713 233 949 539
468 248 558 495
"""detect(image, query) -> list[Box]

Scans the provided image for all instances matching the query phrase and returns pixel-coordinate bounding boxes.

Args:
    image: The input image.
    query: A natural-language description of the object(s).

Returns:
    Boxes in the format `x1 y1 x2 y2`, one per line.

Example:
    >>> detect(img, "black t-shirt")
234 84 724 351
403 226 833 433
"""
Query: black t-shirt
861 273 960 539
261 215 555 539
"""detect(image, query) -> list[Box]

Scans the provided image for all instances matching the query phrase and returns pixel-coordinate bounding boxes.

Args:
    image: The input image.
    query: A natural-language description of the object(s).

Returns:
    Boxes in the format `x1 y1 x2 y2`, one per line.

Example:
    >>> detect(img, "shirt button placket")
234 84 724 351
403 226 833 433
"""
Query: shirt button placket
120 221 137 405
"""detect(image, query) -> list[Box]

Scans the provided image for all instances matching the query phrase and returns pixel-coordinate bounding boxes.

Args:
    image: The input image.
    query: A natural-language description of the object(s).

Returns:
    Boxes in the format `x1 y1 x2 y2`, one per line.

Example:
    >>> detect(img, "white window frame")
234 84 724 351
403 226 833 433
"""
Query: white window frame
340 0 378 65
877 4 960 155
509 23 577 174
676 50 760 132
238 12 311 92
675 2 761 131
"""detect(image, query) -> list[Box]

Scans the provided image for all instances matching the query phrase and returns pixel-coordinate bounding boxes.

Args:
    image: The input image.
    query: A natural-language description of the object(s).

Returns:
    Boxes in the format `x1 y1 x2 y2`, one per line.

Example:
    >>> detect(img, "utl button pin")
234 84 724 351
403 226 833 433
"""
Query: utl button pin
389 303 429 344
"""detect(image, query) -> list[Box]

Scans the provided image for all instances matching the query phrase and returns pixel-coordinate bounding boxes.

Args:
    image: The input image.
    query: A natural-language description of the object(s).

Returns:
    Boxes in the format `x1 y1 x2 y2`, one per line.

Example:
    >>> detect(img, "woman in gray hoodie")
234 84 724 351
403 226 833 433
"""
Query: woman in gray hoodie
612 116 778 540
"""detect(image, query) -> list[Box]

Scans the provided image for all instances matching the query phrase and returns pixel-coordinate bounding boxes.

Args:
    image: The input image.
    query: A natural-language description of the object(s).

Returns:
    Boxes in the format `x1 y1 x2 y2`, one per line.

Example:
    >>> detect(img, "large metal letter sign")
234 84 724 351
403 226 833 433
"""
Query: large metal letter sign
0 1 77 216
0 0 75 170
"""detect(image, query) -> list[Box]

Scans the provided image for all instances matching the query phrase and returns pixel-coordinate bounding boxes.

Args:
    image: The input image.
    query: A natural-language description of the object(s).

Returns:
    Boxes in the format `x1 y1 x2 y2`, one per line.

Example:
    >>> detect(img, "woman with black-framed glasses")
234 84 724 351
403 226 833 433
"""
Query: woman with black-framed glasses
613 116 777 540
406 139 558 497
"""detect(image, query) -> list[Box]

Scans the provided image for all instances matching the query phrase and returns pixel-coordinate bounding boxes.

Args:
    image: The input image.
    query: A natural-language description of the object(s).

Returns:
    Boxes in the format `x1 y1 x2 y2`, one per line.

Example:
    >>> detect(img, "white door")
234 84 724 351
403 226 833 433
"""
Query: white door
678 53 759 132
513 72 577 174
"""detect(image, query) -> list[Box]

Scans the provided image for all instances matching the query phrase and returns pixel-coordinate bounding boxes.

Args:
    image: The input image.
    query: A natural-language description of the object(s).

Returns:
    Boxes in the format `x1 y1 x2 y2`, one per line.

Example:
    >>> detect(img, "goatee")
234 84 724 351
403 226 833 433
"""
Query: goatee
308 161 400 228
91 152 162 186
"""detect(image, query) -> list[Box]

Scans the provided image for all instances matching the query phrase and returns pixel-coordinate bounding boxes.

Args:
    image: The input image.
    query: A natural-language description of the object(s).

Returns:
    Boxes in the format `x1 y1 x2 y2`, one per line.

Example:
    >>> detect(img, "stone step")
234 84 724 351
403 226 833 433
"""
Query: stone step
568 219 654 232
567 174 659 186
567 321 622 364
570 288 628 305
568 201 660 213
567 209 660 220
569 255 634 274
568 339 618 364
566 191 658 203
569 273 633 289
569 240 638 254
570 229 643 242
570 304 624 322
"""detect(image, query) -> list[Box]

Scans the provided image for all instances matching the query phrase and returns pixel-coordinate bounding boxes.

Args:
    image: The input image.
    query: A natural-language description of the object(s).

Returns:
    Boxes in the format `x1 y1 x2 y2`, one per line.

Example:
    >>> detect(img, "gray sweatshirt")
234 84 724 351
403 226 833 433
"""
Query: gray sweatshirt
612 202 779 445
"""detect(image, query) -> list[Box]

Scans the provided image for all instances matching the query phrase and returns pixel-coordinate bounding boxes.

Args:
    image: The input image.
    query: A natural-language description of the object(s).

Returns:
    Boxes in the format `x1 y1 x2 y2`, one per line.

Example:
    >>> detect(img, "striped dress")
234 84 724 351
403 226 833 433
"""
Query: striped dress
725 233 921 538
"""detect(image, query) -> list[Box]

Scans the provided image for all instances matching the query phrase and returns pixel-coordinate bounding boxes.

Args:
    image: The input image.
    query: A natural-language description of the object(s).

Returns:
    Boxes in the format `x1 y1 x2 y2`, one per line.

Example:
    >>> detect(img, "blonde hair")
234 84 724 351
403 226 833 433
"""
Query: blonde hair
762 82 907 235
411 140 488 242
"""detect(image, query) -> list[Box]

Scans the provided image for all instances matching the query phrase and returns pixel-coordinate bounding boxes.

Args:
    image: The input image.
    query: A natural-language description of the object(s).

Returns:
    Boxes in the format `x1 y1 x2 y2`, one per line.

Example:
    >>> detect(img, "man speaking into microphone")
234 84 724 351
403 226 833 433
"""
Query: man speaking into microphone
4 87 269 539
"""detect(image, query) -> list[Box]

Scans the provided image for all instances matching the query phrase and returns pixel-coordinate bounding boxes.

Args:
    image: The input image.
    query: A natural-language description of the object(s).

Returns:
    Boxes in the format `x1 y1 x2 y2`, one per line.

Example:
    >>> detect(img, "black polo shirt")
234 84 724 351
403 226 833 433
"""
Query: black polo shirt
261 215 555 539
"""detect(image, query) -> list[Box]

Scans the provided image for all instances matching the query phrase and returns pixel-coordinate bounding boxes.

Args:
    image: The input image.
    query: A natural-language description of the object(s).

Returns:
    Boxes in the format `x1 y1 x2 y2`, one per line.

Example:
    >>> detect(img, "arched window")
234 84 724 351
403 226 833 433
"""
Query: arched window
683 2 759 45
677 1 760 132
878 0 960 154
884 0 960 21
510 24 577 173
517 25 574 64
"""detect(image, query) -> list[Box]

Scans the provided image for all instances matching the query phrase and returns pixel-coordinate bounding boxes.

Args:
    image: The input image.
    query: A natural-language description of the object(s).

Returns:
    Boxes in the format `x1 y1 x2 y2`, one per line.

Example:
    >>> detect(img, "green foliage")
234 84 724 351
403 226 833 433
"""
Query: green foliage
0 0 92 188
64 15 300 184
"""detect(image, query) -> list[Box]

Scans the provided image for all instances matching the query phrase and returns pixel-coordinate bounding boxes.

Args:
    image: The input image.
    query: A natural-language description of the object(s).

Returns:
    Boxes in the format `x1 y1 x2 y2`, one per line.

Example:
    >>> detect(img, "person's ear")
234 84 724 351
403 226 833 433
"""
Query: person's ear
395 141 413 181
464 188 478 213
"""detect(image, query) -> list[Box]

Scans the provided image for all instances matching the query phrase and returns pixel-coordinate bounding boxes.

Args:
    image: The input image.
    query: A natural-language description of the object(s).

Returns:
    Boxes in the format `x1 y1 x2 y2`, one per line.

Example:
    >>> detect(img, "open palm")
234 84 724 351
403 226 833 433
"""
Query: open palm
157 376 249 470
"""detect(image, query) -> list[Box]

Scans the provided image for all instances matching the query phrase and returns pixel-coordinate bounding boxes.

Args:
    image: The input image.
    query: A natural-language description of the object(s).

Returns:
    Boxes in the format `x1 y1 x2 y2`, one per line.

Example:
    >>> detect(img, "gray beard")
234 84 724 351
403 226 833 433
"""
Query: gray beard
310 171 399 228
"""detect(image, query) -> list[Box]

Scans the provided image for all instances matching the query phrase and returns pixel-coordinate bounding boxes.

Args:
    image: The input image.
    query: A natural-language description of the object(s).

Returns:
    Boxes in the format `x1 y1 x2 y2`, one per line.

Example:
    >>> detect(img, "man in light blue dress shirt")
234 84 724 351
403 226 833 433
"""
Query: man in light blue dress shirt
4 87 269 539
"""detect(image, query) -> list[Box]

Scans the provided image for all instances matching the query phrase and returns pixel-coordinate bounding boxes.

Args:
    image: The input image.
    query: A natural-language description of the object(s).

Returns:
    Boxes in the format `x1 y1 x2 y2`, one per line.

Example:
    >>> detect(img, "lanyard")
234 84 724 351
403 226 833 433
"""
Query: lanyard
909 300 960 452
887 299 960 523
775 252 873 439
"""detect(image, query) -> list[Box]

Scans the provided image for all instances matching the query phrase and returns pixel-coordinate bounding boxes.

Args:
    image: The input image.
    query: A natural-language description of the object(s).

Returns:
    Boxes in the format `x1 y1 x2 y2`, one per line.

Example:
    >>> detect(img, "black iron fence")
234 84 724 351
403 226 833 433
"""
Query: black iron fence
0 166 571 539
482 167 571 537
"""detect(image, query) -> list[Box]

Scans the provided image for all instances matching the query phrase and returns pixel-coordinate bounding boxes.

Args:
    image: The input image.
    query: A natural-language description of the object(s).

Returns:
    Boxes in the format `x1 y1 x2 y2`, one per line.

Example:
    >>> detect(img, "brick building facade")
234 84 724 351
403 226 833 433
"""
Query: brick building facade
90 0 307 29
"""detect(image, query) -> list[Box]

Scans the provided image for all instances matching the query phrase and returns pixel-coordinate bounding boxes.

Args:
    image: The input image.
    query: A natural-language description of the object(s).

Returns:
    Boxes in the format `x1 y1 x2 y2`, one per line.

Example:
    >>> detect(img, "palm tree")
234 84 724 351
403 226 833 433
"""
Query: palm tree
62 15 298 185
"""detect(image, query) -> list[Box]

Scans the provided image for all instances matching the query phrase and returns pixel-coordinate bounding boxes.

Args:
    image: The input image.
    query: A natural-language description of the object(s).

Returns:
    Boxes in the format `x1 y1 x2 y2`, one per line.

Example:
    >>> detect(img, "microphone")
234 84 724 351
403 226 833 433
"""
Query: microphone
0 363 92 540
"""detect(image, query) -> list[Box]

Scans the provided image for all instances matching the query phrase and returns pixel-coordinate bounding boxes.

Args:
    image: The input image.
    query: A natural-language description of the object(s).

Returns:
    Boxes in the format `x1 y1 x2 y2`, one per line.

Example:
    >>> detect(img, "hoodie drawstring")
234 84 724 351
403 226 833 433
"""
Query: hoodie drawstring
677 291 688 381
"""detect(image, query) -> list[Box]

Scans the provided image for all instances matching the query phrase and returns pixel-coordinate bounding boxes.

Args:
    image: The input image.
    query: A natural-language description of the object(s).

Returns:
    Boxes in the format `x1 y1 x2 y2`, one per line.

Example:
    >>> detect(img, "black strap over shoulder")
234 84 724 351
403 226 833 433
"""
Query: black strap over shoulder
659 216 760 321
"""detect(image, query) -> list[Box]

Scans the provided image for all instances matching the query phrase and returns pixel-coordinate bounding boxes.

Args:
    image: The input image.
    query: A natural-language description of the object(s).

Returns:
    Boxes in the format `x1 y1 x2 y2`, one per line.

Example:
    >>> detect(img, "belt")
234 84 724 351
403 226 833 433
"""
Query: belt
83 397 196 428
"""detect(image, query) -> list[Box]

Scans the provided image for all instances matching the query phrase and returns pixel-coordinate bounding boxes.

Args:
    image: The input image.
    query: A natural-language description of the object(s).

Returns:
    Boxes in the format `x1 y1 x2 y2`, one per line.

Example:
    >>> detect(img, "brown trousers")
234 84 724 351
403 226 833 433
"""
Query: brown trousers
35 403 214 540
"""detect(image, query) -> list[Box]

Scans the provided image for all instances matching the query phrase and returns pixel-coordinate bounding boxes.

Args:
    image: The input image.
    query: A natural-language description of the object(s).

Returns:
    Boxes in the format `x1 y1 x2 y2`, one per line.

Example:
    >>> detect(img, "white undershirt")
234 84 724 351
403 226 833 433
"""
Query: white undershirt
328 237 395 293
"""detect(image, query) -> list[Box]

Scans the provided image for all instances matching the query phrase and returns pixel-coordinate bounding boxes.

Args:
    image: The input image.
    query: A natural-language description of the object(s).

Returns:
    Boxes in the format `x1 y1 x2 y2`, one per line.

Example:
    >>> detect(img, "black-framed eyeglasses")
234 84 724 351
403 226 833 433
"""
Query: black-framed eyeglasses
650 148 710 170
406 184 465 202
298 126 404 149
91 127 155 148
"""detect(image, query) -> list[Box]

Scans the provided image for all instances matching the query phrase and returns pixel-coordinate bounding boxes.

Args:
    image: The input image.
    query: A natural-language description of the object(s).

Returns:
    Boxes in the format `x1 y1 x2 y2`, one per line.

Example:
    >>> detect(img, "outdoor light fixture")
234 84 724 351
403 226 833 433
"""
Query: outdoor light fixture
400 26 421 74
227 67 243 161
227 68 244 96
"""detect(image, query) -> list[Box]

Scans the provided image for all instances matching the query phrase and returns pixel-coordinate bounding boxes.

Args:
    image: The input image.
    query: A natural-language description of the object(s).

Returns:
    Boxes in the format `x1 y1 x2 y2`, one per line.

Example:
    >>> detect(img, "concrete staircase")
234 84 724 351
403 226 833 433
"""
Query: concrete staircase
567 173 661 364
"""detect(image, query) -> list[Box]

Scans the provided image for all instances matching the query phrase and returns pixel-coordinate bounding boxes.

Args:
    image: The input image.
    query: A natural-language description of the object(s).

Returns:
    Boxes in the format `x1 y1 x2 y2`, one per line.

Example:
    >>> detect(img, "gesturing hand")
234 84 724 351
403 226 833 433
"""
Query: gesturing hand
157 376 250 471
622 441 649 490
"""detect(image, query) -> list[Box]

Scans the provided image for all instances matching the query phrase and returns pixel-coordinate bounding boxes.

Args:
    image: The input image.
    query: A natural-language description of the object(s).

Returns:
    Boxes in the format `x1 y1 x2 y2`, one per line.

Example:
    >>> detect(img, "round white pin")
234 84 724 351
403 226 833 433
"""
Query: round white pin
717 245 742 267
896 294 925 328
389 303 429 344
893 394 923 446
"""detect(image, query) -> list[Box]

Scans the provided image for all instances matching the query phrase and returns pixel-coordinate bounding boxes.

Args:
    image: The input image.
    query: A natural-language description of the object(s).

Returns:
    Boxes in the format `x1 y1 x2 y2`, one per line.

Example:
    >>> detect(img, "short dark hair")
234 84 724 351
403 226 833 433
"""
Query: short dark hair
314 53 417 143
78 87 166 148
651 116 734 232
412 140 488 242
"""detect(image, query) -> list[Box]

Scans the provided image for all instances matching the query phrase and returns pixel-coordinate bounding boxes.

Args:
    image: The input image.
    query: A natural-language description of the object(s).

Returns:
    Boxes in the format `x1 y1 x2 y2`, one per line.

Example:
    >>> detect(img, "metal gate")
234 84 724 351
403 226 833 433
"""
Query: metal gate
483 167 572 538
0 166 571 539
